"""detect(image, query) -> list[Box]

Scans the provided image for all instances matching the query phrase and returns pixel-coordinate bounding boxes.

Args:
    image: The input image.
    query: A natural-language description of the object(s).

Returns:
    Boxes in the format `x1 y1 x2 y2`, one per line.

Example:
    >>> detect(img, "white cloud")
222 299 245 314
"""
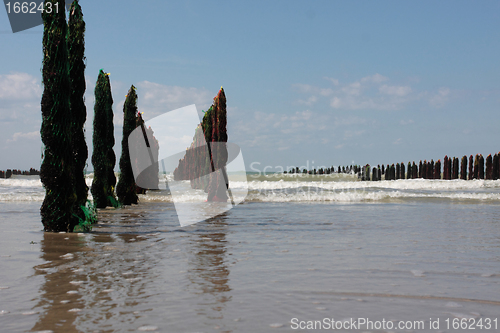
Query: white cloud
393 138 403 145
429 87 450 107
136 81 213 119
379 84 412 96
324 77 340 86
7 131 39 142
400 119 414 125
0 73 41 100
297 95 317 106
295 74 452 111
360 73 389 84
342 82 362 96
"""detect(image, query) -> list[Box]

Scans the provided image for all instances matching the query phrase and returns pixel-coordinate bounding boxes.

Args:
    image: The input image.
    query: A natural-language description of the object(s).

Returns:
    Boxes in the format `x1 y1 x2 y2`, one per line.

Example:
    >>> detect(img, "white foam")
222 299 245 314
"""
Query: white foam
138 326 158 331
69 281 84 285
411 270 426 277
22 311 37 315
446 302 463 308
2 176 499 203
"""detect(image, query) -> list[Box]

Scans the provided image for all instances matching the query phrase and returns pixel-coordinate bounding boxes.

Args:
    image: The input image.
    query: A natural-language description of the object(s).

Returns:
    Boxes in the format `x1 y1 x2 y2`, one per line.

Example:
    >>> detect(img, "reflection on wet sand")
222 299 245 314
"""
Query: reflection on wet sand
29 214 163 332
31 232 91 332
186 214 232 328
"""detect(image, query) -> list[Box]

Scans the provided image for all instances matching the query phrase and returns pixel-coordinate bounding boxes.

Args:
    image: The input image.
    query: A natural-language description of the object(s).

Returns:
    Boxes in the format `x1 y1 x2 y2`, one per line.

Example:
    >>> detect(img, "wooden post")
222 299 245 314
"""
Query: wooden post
486 154 493 180
452 157 459 179
473 154 479 179
435 160 441 179
479 154 485 179
468 155 474 180
460 156 467 180
493 154 499 180
443 155 450 179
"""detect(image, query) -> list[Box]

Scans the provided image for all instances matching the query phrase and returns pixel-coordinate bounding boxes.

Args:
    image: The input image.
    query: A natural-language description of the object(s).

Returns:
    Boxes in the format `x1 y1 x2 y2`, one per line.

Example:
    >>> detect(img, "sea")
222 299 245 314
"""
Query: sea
0 173 499 332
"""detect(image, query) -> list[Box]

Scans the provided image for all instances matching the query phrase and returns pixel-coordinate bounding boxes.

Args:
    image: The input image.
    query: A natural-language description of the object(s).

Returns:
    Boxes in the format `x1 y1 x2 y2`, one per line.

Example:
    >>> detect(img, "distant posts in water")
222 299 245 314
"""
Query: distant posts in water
435 160 441 179
401 162 405 180
371 167 377 181
443 155 449 179
396 163 400 180
486 154 493 180
473 154 479 180
452 157 459 180
447 157 453 180
469 155 474 180
460 156 467 180
478 155 485 179
493 154 500 180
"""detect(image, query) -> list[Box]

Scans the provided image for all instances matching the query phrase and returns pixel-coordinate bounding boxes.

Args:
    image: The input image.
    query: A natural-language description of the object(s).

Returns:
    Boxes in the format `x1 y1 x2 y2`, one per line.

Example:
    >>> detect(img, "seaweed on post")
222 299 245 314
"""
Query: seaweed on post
68 0 90 227
91 70 117 208
40 0 78 232
116 86 139 205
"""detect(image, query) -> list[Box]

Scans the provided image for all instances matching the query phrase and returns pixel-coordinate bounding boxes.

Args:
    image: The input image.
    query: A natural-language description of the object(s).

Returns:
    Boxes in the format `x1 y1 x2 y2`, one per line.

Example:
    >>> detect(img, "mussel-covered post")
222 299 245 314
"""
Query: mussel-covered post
91 70 117 208
68 0 89 220
40 0 78 232
116 86 139 205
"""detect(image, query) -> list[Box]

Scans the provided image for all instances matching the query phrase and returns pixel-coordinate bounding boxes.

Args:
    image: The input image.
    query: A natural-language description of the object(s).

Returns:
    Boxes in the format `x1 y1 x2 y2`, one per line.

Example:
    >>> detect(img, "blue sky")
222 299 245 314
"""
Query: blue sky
1 0 499 171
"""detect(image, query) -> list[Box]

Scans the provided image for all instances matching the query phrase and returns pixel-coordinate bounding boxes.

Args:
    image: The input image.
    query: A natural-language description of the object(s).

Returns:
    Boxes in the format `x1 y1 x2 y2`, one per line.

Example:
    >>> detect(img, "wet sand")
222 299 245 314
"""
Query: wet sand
0 200 499 332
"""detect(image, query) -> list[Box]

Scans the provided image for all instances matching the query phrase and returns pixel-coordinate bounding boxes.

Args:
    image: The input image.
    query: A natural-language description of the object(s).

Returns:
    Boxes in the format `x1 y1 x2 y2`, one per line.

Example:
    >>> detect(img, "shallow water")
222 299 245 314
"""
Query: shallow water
0 199 499 332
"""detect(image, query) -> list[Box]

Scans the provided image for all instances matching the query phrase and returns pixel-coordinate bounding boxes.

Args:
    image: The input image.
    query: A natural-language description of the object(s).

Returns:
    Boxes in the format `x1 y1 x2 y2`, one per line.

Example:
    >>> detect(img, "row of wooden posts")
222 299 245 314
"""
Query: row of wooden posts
363 153 500 181
0 168 40 178
284 153 500 181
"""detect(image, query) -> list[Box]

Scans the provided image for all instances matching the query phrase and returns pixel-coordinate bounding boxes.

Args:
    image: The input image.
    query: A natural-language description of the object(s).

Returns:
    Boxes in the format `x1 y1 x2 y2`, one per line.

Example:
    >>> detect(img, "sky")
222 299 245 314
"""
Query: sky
1 0 500 172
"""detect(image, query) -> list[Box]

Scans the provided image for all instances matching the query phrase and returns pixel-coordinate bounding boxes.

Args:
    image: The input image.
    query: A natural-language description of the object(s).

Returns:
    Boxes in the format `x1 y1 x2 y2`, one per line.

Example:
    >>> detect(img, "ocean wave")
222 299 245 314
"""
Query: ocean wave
1 177 499 203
